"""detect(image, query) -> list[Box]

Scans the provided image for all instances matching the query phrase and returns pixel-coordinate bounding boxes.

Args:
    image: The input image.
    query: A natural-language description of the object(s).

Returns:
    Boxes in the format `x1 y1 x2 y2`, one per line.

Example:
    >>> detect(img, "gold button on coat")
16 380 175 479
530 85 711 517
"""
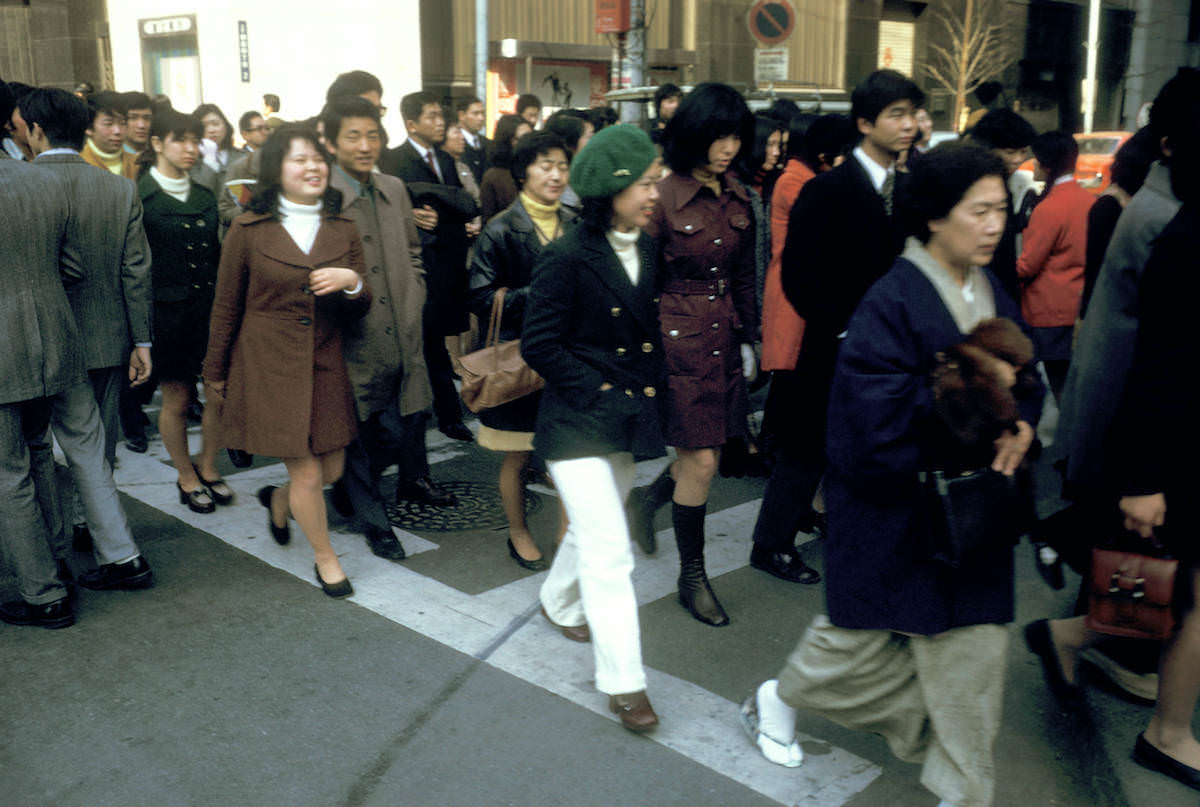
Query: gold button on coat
641 342 652 353
616 347 627 356
643 386 656 397
610 307 621 317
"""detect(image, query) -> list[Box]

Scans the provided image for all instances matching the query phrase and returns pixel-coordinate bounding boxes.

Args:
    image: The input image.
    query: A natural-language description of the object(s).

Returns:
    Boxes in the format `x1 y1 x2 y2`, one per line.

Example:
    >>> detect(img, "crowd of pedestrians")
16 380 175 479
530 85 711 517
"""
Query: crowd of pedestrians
3 62 1200 805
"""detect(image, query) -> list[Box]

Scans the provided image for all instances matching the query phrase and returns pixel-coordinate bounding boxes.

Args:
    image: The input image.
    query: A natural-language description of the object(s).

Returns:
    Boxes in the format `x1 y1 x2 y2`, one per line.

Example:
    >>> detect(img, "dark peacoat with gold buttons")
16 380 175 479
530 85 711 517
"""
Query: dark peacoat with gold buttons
202 211 370 458
138 172 221 303
521 222 666 462
646 172 758 449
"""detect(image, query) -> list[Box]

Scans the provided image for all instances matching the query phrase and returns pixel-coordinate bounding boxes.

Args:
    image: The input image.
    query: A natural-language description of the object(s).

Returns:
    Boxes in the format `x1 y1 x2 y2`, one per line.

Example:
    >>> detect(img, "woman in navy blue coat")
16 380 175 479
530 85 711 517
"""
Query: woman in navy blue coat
742 145 1042 807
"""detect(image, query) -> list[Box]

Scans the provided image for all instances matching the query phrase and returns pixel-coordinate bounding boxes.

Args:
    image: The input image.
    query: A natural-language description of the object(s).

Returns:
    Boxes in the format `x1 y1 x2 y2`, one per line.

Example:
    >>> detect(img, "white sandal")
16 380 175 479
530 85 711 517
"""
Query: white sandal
740 691 804 768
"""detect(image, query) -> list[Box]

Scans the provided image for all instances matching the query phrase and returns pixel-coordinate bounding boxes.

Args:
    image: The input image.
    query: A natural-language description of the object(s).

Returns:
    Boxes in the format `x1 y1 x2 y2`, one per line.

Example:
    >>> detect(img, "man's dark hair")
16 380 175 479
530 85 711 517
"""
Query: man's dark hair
121 91 152 114
516 93 542 114
455 95 482 115
653 83 683 117
974 80 1004 107
263 93 280 113
511 130 569 185
783 112 817 160
584 105 618 132
1109 127 1160 195
18 87 90 150
0 78 14 127
136 109 204 176
488 113 530 169
249 124 341 216
797 113 857 171
901 143 1007 243
850 69 925 126
6 81 34 103
325 70 382 104
544 110 588 154
87 90 125 123
401 91 440 124
238 110 263 132
967 108 1036 150
1149 67 1200 153
766 98 802 125
1031 131 1077 180
320 95 381 144
662 82 752 175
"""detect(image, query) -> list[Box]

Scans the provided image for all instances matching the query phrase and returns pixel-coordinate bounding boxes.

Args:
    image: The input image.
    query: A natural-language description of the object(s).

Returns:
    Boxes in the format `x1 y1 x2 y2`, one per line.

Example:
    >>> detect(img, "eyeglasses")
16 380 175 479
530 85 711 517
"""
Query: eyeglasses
244 125 268 133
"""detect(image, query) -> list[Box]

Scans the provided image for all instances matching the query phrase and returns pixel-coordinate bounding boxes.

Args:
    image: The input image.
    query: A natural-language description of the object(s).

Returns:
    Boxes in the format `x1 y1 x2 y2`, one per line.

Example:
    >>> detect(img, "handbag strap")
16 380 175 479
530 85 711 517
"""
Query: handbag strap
486 288 507 349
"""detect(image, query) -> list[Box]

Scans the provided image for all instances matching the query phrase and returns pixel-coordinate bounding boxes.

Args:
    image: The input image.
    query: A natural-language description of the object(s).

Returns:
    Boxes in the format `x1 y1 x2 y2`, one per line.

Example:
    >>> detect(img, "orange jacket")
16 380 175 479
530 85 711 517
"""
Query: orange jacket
761 159 815 370
1016 179 1095 327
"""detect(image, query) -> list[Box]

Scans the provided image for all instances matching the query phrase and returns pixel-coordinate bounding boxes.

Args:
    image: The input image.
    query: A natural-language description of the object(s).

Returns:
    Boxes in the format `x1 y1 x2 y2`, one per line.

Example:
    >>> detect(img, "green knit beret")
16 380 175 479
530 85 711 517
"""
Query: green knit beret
569 123 659 199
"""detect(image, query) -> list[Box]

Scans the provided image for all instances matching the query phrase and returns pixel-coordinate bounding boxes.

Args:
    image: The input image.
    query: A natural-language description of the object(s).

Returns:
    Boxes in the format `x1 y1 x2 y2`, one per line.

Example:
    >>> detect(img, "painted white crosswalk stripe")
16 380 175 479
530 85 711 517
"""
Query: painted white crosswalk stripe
108 436 878 806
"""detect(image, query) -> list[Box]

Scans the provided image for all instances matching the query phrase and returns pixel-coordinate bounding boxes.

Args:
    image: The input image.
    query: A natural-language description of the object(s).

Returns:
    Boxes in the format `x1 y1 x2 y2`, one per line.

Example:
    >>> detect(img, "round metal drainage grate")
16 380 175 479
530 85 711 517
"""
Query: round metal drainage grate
386 480 544 532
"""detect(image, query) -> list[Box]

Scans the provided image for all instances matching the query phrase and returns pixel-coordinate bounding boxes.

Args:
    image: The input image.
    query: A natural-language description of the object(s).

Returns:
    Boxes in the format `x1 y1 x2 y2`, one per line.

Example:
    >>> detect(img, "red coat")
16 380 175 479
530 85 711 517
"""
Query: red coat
1017 179 1095 327
761 159 815 370
203 212 370 458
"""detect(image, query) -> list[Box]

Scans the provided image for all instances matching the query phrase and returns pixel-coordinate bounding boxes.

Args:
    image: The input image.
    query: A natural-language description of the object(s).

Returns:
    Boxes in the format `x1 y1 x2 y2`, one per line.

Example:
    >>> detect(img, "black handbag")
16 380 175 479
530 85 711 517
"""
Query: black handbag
921 468 1024 567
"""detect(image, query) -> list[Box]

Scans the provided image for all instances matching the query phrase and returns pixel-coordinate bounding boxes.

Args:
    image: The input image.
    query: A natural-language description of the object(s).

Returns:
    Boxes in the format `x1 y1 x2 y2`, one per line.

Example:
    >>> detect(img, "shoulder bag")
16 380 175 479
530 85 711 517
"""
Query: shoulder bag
457 288 544 413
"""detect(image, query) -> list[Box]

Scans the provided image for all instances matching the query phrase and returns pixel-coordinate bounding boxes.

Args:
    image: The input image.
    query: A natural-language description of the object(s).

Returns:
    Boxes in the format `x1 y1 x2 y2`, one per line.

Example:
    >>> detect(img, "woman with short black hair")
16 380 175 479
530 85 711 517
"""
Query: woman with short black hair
628 82 758 627
480 114 533 223
203 125 370 598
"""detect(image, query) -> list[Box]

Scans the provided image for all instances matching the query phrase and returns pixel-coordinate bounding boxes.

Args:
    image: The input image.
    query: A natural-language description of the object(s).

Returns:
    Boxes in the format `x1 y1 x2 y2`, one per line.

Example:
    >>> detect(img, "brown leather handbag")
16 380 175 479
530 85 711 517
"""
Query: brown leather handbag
1086 544 1179 641
457 288 544 413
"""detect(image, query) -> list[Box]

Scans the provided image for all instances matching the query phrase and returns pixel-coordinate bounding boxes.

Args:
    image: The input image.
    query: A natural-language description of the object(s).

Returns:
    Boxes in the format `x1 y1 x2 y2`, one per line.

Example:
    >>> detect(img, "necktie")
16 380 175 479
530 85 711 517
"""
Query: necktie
881 170 895 218
425 149 439 182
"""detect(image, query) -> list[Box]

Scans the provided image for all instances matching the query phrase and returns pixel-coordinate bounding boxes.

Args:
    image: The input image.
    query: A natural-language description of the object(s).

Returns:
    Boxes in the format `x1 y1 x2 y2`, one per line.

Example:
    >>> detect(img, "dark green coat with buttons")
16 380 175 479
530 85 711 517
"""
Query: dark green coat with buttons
138 172 221 303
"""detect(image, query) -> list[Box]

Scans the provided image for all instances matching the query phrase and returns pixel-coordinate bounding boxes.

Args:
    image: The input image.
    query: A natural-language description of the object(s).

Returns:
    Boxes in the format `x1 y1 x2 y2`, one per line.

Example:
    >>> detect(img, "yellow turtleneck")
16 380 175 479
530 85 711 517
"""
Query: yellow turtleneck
86 139 125 175
521 192 562 243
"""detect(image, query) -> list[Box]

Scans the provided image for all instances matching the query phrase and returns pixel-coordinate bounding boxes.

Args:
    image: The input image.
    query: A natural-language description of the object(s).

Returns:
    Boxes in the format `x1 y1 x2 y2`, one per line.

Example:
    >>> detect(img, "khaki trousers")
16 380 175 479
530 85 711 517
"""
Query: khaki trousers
778 616 1008 807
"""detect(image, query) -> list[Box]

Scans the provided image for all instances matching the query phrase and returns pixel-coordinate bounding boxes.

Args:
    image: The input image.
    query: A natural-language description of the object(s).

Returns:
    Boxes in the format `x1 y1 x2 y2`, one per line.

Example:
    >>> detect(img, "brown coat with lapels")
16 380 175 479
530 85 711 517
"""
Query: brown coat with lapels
202 210 370 458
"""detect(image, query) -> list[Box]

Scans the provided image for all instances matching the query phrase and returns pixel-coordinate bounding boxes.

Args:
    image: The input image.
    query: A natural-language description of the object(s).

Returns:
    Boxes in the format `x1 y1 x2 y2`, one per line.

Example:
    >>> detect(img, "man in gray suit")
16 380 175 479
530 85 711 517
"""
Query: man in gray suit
0 85 152 631
21 88 154 465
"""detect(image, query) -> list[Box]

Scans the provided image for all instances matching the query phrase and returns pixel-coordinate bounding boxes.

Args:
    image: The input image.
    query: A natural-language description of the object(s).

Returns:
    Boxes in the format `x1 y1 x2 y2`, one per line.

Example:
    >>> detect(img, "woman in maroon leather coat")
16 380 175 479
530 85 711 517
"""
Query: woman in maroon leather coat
632 83 757 627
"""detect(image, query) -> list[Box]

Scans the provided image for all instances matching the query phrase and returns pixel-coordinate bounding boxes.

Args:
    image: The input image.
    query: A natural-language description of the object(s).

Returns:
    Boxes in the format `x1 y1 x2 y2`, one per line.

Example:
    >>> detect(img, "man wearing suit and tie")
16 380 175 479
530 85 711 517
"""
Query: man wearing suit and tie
379 92 478 446
22 88 154 466
455 96 490 185
0 91 153 629
755 70 923 567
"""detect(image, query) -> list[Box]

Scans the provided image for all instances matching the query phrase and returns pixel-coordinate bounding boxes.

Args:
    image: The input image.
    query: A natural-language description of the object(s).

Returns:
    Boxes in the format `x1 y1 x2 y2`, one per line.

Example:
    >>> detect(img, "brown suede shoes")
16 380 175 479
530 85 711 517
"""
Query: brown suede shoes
540 606 590 642
608 691 659 732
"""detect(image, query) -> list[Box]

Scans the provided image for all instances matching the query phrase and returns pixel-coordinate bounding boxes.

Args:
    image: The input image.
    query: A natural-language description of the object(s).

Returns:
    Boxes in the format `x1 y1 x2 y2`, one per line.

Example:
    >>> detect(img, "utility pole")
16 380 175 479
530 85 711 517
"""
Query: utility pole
1083 0 1100 132
475 0 487 109
621 0 646 124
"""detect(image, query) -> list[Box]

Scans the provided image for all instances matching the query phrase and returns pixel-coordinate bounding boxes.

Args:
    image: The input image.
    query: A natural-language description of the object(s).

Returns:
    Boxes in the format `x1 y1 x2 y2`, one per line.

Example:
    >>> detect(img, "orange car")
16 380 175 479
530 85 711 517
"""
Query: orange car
1019 131 1133 195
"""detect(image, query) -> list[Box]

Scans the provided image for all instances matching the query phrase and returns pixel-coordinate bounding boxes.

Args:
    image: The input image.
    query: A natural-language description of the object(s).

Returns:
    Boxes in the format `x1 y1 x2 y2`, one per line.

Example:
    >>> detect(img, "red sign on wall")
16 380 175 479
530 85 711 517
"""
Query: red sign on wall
596 0 631 34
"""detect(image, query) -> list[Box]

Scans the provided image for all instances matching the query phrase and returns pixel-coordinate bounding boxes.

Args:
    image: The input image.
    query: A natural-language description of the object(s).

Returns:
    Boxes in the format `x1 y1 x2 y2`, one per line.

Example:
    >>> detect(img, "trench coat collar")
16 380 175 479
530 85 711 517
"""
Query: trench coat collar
667 169 750 212
330 164 396 209
239 208 357 268
577 226 657 335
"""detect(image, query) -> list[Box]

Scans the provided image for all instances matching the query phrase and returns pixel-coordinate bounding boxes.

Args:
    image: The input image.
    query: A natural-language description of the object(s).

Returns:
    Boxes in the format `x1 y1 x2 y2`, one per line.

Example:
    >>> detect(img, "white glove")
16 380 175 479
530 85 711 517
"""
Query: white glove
741 343 758 382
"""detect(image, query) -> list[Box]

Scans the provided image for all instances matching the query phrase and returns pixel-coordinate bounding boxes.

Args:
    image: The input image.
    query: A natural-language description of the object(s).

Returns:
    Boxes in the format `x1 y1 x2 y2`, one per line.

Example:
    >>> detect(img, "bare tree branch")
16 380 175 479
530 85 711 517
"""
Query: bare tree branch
923 0 1018 130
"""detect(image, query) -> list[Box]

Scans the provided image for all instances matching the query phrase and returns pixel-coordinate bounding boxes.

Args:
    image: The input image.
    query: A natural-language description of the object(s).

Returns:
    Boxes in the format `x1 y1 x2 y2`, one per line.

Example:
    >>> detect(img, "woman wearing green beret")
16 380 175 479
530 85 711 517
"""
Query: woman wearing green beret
521 124 667 732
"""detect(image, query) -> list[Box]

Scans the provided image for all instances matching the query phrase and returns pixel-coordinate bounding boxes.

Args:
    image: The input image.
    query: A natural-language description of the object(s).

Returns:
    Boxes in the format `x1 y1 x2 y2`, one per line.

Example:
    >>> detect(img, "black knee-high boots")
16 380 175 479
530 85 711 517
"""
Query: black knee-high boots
672 502 729 627
626 465 674 555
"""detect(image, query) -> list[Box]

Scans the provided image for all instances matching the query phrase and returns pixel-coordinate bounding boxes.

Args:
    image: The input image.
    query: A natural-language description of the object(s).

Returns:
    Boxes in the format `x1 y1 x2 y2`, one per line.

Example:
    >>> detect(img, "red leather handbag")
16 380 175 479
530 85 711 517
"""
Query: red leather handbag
1086 546 1178 641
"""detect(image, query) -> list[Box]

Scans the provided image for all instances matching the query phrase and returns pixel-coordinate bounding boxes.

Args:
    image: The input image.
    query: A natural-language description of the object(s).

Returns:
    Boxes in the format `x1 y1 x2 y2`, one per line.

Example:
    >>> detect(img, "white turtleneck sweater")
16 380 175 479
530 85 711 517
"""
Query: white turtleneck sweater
150 166 191 203
605 227 640 285
278 196 322 255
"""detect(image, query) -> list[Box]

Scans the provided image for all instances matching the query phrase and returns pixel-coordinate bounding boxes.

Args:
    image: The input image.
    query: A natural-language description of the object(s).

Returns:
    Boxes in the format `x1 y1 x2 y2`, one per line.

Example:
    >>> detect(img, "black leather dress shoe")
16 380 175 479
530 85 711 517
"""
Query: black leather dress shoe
78 555 154 591
365 526 407 561
227 448 253 468
125 434 149 453
1134 734 1200 791
330 479 354 518
396 476 458 507
750 546 821 584
439 422 474 442
72 523 94 553
0 597 74 629
1024 619 1083 708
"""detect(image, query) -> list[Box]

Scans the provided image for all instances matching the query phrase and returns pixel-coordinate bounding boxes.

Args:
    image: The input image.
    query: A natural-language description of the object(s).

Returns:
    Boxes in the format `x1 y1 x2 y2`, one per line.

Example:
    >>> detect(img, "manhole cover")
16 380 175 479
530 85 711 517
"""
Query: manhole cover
386 480 544 532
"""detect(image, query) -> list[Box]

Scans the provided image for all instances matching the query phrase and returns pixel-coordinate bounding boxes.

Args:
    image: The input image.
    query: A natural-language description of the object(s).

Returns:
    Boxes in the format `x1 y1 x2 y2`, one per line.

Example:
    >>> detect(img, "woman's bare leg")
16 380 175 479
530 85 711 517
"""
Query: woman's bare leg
1144 568 1200 768
284 453 345 584
500 450 541 560
159 381 203 492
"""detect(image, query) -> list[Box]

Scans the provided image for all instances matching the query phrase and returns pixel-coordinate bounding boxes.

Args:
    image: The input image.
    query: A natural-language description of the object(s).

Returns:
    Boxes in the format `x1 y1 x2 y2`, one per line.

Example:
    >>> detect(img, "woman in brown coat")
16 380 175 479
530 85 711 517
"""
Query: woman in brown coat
632 83 758 627
203 126 370 598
